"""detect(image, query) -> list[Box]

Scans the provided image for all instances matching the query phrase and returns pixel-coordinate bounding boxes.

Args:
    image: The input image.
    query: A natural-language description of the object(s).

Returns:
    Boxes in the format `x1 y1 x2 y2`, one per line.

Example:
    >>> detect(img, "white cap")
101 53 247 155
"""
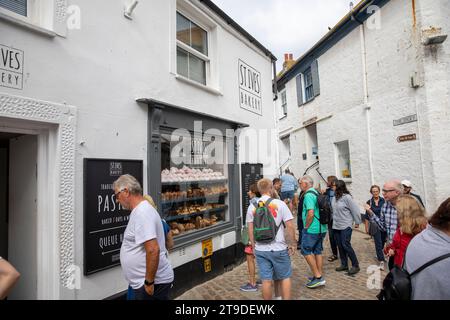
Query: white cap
401 180 412 188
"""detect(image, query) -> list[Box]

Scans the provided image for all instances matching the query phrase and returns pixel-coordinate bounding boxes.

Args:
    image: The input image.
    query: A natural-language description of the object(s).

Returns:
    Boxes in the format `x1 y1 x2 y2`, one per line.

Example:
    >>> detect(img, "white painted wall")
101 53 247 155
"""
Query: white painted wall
277 0 450 212
0 0 277 299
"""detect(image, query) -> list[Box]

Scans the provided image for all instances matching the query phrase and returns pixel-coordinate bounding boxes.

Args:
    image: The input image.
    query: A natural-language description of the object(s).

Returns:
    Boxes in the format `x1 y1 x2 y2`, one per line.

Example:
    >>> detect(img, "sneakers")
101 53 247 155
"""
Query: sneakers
335 265 349 272
256 279 262 287
379 261 385 271
347 266 360 275
240 283 258 292
306 277 326 289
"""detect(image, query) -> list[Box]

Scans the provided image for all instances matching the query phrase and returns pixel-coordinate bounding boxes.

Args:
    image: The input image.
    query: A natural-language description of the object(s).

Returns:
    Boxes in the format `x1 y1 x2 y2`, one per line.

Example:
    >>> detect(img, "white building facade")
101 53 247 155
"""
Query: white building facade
276 0 450 213
0 0 278 299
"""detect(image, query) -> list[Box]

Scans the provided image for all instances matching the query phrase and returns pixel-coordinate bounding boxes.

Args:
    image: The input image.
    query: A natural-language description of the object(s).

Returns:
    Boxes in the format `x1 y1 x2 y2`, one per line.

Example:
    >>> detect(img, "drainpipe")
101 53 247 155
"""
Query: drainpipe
411 0 429 209
272 59 281 177
356 16 375 185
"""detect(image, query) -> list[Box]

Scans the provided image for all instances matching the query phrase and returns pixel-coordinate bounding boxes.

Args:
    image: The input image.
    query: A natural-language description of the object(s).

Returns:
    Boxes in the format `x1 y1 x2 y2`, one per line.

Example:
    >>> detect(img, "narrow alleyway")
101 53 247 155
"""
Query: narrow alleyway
177 227 386 300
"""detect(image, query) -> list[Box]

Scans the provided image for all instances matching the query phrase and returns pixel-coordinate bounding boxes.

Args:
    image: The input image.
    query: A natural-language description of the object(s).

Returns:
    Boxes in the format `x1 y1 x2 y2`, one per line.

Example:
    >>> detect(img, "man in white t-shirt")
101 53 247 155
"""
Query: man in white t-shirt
247 178 296 300
114 174 174 300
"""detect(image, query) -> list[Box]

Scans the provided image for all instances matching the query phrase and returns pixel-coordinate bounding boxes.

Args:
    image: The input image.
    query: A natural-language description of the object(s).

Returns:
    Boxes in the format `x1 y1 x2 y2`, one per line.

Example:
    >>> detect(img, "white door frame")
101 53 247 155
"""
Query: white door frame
0 92 76 299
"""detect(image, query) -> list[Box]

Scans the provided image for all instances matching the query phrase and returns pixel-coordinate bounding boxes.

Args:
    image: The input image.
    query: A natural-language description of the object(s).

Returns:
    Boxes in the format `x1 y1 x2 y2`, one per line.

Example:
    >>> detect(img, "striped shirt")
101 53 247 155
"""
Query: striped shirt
369 201 398 243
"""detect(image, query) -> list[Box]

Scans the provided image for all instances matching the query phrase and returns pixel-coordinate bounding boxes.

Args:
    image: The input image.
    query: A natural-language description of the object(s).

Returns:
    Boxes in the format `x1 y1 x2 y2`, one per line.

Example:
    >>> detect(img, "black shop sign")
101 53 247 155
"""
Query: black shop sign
84 159 143 275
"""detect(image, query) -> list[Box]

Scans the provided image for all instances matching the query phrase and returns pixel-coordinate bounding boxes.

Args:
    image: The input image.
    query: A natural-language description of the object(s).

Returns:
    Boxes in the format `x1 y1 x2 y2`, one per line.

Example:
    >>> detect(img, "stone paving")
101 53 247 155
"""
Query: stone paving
177 226 387 300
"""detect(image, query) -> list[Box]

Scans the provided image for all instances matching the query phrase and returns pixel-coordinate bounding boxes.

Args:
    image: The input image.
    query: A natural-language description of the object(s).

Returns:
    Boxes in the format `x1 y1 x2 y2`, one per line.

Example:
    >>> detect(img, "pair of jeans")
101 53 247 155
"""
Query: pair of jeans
133 283 172 300
334 227 359 268
328 221 338 257
373 230 387 262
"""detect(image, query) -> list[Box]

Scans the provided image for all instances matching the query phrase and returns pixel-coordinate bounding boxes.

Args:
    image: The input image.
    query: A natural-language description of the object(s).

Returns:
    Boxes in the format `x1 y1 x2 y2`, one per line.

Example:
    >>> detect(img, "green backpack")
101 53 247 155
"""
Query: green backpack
253 198 284 244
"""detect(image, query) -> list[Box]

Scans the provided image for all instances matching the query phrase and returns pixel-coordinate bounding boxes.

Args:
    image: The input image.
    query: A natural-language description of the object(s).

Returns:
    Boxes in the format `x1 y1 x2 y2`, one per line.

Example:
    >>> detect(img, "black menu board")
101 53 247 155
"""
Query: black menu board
240 163 263 225
84 159 143 275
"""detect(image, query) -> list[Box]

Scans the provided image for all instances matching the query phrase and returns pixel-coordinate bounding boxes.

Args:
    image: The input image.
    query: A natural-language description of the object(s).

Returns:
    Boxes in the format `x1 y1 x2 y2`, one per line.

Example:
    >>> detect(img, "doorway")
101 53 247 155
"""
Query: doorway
0 133 38 300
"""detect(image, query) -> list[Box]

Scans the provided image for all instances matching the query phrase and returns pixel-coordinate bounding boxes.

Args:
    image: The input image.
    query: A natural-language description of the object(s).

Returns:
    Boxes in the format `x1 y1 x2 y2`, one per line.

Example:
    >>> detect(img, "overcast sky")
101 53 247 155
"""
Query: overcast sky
212 0 354 71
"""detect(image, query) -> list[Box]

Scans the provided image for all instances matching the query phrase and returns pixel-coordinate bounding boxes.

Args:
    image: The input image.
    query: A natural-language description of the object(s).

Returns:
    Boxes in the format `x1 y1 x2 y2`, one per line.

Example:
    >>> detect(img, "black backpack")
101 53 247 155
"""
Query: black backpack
377 253 450 300
253 198 285 244
305 190 331 225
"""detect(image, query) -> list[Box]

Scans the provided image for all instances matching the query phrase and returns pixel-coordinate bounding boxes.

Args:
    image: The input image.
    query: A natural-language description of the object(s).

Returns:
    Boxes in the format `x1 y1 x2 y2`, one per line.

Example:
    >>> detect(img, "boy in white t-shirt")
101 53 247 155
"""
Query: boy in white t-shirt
247 178 296 300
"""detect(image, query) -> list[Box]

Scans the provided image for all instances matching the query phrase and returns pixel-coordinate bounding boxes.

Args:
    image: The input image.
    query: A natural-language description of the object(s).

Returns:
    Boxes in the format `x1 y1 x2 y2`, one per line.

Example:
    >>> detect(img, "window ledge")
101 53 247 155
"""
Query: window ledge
342 178 352 183
175 75 222 96
302 97 315 107
0 11 56 37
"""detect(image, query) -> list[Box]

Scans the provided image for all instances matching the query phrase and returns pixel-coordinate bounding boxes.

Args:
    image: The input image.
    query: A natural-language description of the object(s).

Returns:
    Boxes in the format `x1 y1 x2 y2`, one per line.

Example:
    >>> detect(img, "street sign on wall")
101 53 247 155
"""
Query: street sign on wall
84 159 143 275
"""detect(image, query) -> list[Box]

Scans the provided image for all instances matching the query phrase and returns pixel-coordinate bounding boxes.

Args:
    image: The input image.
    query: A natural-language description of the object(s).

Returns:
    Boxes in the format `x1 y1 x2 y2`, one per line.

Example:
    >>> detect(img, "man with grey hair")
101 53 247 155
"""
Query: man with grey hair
299 175 328 288
367 179 403 270
114 174 174 300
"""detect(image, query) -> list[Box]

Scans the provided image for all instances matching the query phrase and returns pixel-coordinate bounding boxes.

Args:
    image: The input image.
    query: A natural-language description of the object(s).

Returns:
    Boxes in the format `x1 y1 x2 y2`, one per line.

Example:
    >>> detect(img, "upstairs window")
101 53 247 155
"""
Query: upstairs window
0 0 26 16
281 90 287 117
176 12 209 85
297 60 320 106
304 68 314 102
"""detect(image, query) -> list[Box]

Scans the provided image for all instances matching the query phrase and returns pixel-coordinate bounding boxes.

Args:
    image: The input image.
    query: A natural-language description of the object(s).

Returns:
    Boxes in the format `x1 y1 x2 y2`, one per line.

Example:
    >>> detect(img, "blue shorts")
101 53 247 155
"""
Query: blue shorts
301 230 326 256
280 191 295 201
255 249 292 281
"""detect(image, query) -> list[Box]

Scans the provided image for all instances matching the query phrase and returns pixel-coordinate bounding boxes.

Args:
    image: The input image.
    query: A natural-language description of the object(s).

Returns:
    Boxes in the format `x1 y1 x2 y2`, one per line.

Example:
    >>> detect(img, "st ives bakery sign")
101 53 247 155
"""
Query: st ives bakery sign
239 59 262 116
0 44 23 90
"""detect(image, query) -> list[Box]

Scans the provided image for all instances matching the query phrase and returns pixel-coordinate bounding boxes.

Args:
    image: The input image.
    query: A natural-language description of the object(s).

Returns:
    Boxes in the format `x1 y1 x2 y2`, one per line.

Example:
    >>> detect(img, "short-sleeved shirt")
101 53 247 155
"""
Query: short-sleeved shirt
302 188 328 234
246 195 294 252
120 201 174 289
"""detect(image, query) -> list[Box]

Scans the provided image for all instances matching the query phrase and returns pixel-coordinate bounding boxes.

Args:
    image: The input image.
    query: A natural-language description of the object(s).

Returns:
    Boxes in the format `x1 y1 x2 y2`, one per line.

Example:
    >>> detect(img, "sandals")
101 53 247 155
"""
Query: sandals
328 255 338 262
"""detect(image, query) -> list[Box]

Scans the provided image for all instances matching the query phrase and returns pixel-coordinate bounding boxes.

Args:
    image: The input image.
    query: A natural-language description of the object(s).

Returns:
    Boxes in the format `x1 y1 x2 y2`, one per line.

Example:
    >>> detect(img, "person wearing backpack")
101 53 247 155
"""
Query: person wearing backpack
240 184 262 292
331 180 362 276
404 197 450 299
246 178 296 300
299 175 328 289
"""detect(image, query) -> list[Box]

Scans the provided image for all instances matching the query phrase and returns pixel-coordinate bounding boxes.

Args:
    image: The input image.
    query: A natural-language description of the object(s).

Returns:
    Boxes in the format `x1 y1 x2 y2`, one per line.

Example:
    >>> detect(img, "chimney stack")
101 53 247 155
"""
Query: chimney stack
282 53 295 72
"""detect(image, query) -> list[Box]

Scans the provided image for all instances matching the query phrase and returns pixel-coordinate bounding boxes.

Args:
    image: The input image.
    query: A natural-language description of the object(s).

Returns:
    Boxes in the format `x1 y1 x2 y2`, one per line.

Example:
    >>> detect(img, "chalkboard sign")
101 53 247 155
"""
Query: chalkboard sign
241 163 263 225
84 159 143 275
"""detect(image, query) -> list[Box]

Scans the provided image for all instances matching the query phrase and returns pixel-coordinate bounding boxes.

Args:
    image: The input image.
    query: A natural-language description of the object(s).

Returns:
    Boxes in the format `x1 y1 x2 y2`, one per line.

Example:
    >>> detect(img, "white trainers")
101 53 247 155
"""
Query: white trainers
379 261 385 271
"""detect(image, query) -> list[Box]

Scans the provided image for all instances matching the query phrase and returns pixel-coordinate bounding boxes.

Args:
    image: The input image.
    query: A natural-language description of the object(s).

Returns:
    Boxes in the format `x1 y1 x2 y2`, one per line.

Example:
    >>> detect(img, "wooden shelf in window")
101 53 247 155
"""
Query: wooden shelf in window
161 179 228 187
165 205 228 223
161 193 228 206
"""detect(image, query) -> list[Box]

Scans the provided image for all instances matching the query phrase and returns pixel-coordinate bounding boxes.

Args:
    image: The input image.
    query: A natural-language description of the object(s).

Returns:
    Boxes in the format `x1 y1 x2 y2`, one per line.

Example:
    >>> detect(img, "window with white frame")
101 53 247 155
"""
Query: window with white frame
304 68 314 102
0 0 62 35
335 140 352 178
0 0 27 16
280 90 287 116
176 12 209 85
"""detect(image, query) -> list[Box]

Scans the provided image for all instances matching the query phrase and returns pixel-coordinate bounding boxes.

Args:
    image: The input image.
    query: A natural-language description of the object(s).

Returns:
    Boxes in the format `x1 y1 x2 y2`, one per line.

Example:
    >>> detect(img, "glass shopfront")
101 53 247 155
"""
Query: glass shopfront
160 129 230 238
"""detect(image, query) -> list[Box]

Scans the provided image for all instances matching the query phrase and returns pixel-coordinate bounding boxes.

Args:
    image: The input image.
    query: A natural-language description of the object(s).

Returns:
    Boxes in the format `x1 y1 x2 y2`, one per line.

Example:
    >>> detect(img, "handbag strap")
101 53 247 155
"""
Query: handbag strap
408 253 450 277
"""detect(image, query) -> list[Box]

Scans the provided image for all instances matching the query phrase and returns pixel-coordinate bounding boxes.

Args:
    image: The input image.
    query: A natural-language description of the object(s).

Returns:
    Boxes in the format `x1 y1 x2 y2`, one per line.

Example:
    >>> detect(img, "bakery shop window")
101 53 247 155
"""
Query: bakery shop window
160 128 229 237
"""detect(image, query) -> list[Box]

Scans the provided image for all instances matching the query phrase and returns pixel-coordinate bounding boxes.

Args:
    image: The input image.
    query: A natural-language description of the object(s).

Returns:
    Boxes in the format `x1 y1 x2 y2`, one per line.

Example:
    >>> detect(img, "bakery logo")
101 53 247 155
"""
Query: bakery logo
0 44 23 90
109 162 122 176
239 59 262 116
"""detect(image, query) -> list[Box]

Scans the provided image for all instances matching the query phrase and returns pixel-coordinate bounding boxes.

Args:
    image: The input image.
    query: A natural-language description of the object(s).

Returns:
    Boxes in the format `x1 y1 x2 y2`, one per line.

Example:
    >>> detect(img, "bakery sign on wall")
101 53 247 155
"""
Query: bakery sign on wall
0 44 24 90
239 59 262 116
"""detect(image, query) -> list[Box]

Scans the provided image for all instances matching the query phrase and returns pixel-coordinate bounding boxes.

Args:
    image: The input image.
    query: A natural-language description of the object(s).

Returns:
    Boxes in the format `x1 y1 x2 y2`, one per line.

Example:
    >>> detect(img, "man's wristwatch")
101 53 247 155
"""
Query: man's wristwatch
144 279 154 286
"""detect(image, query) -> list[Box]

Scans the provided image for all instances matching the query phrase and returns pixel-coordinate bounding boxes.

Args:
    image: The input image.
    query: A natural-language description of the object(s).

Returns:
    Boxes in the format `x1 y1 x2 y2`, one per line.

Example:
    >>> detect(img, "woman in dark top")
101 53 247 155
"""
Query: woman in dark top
364 185 386 270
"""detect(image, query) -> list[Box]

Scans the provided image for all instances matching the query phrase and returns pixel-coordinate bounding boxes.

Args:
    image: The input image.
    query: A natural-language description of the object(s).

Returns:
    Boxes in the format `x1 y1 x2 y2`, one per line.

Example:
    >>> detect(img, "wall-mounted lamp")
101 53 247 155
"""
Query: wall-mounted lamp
423 34 447 46
124 0 139 20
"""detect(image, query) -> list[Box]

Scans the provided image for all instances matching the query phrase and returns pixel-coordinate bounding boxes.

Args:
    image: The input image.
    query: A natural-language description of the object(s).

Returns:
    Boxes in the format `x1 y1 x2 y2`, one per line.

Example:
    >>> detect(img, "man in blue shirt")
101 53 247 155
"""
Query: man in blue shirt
280 169 298 212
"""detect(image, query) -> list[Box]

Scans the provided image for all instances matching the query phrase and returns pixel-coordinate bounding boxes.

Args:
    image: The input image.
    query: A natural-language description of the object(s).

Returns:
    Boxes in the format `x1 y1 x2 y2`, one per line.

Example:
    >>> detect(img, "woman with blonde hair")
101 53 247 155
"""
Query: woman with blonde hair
384 195 427 268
